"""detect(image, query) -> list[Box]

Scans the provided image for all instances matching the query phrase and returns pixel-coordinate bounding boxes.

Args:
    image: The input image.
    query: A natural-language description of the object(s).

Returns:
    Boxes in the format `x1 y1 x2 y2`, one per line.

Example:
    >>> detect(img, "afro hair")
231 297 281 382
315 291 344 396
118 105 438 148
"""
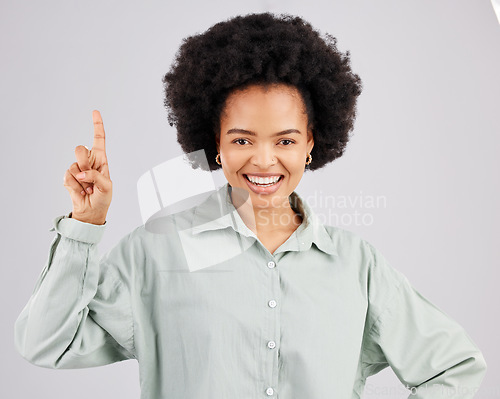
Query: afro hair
163 12 362 171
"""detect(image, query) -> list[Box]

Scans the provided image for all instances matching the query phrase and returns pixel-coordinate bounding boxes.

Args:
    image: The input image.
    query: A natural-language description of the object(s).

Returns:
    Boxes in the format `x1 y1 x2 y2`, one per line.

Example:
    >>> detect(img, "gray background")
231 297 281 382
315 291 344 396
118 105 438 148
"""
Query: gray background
1 0 498 398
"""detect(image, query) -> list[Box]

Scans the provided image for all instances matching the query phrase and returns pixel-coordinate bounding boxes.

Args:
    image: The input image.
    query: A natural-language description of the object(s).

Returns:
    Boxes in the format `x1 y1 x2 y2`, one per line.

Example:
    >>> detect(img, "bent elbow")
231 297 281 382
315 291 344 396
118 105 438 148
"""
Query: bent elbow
14 315 60 369
474 351 487 378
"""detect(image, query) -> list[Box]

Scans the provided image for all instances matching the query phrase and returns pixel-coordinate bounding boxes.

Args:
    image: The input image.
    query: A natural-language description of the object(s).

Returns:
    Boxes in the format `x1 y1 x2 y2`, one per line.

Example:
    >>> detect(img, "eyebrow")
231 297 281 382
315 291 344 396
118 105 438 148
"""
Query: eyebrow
226 128 302 136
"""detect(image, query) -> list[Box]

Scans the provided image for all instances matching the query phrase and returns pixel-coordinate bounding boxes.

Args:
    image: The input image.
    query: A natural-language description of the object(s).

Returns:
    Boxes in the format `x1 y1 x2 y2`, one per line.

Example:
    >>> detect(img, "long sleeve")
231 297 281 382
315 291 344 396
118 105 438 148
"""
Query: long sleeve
14 214 136 369
361 241 487 399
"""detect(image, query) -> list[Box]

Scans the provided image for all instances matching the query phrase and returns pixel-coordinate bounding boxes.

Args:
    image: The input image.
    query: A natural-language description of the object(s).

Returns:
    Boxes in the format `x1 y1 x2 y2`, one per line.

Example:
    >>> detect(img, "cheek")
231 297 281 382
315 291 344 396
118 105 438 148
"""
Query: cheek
222 150 245 171
283 151 307 171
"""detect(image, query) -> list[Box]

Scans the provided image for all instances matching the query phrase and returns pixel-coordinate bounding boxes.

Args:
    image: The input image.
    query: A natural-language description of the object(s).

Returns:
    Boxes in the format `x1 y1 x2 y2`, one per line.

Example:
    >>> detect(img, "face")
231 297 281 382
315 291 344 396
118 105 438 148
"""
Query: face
216 83 314 210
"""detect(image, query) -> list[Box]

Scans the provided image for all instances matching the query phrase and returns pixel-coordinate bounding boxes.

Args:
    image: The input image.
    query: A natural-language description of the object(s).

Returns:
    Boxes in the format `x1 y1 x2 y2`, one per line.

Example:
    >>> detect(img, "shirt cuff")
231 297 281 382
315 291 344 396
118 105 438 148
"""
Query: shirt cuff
48 211 107 244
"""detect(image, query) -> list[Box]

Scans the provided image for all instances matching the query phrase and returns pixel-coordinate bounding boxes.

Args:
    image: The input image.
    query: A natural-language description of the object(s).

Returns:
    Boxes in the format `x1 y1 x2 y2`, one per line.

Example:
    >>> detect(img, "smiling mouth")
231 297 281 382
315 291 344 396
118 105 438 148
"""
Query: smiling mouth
243 174 284 187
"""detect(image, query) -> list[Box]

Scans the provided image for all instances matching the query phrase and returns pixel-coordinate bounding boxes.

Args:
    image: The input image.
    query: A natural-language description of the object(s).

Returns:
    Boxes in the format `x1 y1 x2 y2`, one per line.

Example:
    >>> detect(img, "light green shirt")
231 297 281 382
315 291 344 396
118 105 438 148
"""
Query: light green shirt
14 183 486 398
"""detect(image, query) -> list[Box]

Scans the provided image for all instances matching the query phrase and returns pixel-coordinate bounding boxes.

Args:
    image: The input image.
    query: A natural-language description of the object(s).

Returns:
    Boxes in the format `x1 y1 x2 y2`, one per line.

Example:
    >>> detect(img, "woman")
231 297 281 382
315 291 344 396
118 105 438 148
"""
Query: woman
15 12 486 399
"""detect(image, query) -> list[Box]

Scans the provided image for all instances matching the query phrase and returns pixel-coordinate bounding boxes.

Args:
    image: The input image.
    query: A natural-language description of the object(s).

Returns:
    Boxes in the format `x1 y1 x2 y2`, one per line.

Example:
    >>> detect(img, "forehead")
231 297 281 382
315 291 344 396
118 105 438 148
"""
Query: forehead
222 83 307 121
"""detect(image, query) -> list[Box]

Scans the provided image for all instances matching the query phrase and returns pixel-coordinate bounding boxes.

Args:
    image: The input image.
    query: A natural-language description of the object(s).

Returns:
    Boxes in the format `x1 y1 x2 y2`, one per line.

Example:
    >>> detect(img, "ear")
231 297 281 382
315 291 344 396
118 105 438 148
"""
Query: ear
306 128 314 154
215 133 220 153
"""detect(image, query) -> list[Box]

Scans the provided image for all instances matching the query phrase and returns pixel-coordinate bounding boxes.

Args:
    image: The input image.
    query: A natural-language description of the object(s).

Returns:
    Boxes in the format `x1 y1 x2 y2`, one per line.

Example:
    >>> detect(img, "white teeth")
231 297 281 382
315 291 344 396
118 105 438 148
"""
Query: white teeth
246 175 282 186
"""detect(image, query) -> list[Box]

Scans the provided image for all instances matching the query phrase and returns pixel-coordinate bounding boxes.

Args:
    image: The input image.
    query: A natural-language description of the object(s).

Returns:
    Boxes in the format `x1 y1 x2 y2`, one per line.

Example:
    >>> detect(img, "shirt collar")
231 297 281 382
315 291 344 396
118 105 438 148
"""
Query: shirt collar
191 183 337 256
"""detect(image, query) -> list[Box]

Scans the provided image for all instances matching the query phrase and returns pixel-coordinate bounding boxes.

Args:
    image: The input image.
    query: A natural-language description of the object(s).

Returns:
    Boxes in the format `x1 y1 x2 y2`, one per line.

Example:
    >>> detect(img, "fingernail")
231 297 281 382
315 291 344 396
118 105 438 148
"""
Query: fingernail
76 172 85 179
86 186 93 194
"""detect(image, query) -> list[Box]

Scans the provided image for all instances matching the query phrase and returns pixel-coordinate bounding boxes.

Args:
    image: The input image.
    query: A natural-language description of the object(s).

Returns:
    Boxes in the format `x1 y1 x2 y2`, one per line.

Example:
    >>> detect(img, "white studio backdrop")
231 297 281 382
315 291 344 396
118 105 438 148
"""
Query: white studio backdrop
1 1 499 398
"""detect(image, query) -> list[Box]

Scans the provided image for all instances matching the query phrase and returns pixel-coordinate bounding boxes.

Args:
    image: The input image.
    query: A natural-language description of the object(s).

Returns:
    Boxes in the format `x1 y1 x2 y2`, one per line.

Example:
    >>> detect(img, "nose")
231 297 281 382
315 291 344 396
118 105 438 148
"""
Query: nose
250 144 277 168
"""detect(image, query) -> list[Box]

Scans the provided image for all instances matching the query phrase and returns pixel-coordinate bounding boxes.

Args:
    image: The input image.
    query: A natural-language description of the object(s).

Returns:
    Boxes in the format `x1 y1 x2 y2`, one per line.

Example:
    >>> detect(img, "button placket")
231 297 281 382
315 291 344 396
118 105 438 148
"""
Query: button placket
264 257 280 397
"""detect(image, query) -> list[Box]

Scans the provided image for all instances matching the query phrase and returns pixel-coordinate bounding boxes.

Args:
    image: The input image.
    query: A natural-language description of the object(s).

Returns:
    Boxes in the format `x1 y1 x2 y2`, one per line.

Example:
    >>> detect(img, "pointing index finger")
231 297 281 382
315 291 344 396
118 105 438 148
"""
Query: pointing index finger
92 110 106 153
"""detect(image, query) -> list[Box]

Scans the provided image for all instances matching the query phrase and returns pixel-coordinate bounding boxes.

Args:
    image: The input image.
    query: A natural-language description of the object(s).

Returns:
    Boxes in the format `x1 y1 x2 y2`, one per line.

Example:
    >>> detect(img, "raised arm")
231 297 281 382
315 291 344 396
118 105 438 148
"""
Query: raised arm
14 111 135 368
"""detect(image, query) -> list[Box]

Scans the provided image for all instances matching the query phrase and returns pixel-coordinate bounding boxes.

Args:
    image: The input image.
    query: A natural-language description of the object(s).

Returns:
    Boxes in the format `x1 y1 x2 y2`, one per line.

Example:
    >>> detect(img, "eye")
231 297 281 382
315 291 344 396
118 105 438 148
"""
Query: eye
233 138 250 145
280 139 295 146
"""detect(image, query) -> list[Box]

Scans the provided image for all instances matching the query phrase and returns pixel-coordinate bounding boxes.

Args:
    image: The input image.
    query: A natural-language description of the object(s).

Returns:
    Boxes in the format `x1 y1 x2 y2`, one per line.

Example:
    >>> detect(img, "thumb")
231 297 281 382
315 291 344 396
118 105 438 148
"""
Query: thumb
76 169 111 193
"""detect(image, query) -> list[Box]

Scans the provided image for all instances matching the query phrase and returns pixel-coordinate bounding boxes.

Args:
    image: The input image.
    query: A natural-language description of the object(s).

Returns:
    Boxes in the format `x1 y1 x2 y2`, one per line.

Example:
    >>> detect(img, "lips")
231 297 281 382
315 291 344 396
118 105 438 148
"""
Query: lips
243 173 284 194
244 174 283 186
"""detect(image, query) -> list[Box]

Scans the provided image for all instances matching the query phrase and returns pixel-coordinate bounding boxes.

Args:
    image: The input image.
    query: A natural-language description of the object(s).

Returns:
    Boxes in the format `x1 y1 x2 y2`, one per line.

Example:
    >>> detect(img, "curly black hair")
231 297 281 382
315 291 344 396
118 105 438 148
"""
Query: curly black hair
163 12 362 171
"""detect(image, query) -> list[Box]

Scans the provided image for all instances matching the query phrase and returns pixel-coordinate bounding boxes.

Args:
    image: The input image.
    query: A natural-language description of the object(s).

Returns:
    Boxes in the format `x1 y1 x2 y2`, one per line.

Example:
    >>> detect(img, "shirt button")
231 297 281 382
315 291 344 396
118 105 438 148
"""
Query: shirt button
267 340 276 349
267 261 276 268
266 387 274 396
268 300 277 308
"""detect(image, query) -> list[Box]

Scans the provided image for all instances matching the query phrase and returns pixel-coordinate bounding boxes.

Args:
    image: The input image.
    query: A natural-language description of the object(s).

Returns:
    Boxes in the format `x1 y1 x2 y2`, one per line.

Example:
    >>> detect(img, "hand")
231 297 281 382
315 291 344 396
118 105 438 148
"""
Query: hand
63 110 112 225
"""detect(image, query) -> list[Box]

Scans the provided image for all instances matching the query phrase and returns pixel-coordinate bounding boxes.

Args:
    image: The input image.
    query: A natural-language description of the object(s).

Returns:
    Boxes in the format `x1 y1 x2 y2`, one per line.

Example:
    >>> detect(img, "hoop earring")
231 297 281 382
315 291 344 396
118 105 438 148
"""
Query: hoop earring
305 153 312 166
215 153 222 165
